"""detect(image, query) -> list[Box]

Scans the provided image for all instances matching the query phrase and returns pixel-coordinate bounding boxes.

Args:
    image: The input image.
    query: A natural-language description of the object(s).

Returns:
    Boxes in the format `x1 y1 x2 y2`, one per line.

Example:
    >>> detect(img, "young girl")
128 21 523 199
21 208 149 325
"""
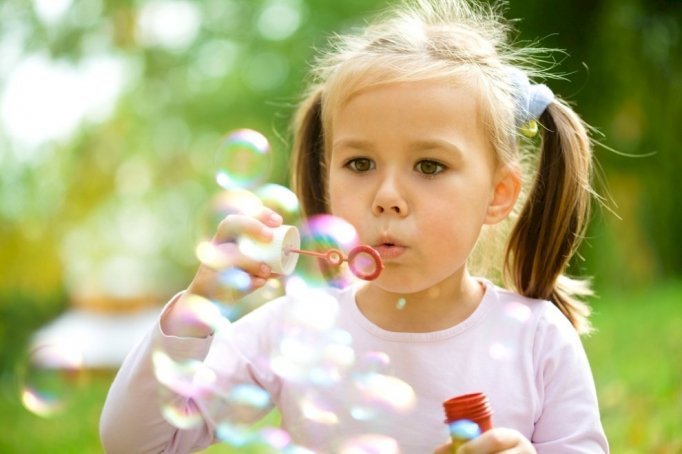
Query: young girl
101 0 608 452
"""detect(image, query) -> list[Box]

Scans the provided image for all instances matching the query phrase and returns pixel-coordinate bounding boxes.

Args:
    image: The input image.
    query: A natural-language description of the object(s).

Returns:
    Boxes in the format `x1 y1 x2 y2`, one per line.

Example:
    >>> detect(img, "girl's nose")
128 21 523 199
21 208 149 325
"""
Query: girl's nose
372 175 408 216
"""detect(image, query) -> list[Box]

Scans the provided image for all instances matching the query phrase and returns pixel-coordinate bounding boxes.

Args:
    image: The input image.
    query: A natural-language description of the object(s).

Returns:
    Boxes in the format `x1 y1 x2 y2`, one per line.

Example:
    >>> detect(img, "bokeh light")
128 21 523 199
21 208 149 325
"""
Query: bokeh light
215 129 272 190
19 342 85 418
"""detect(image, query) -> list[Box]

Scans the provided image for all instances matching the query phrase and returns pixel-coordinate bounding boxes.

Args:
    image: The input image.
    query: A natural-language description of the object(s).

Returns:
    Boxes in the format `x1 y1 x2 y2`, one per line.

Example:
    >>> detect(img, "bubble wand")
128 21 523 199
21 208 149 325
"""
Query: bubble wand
239 225 384 281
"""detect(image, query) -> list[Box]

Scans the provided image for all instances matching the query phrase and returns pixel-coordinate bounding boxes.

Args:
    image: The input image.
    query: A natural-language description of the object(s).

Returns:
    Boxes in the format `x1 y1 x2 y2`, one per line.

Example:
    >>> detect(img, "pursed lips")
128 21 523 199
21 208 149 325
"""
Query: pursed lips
371 236 407 259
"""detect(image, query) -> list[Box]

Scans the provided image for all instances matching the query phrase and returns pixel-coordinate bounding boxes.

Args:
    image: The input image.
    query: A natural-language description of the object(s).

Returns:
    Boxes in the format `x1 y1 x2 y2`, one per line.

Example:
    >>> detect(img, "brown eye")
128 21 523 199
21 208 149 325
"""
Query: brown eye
348 158 374 172
415 160 444 176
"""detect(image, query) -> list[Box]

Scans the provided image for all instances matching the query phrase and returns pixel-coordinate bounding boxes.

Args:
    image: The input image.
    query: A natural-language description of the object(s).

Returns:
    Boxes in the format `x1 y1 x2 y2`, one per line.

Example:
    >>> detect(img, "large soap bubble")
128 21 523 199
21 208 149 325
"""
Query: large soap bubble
19 342 85 418
215 129 272 190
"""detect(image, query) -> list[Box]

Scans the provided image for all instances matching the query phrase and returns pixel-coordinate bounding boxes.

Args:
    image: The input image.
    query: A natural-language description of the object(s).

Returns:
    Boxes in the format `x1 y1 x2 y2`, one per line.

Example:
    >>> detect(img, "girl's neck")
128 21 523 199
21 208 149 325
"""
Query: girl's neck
355 272 485 333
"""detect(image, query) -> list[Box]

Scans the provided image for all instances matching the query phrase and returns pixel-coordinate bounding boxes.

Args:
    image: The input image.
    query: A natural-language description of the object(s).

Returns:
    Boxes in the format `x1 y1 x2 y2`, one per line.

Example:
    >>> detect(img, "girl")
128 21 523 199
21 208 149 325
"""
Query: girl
101 0 608 452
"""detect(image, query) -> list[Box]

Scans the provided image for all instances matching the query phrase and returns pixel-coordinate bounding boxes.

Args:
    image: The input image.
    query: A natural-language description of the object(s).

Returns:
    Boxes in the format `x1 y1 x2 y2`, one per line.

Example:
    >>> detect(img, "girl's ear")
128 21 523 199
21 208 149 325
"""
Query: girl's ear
485 165 521 225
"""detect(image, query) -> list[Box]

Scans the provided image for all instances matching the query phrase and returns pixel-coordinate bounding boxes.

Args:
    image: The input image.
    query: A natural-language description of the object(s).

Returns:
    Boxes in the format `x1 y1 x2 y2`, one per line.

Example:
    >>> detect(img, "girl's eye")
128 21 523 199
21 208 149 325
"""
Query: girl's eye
346 158 374 172
415 160 444 176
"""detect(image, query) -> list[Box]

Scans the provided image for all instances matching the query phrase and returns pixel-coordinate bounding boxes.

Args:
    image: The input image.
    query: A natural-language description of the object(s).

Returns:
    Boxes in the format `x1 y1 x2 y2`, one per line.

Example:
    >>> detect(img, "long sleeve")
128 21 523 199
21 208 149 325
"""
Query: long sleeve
530 305 609 453
100 299 215 454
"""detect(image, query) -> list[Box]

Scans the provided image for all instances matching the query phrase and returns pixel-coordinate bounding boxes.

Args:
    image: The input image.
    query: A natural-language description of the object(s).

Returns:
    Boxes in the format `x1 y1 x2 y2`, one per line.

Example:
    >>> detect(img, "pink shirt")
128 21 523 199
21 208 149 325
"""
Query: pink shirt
100 280 608 453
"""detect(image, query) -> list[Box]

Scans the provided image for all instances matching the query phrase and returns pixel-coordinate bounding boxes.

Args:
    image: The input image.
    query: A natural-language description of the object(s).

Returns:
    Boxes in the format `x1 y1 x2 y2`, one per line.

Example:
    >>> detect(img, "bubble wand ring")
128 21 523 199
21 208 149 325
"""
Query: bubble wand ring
287 245 384 281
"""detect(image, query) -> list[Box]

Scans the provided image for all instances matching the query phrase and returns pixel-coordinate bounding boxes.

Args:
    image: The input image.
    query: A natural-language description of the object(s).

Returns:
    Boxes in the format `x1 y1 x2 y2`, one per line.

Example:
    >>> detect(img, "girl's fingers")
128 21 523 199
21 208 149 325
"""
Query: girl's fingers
457 428 535 454
214 208 283 244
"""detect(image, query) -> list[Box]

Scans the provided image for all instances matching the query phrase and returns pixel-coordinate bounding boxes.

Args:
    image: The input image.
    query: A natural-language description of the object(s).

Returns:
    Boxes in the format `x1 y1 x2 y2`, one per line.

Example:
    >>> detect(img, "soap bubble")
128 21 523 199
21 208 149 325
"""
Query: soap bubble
215 129 272 190
255 183 301 225
153 349 218 429
215 422 256 447
353 372 416 413
19 342 85 418
196 188 263 244
160 293 230 333
296 215 360 288
449 419 481 439
358 351 391 374
161 402 204 429
300 393 340 425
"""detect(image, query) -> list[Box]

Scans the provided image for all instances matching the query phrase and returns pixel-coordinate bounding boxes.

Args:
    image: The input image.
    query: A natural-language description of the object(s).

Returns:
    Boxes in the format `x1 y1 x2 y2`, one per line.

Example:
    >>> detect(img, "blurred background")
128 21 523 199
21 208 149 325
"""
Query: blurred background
0 0 680 452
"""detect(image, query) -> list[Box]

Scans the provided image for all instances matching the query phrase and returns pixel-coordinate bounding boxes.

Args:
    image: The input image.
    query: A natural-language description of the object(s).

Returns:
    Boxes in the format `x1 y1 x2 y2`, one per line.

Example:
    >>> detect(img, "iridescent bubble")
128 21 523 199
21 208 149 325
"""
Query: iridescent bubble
152 349 217 398
349 405 379 421
339 434 399 454
322 343 355 369
215 129 272 190
216 422 256 447
258 427 291 450
164 293 230 333
296 215 360 288
19 342 85 418
449 419 481 440
219 268 252 293
196 188 263 243
226 383 271 409
358 351 391 374
160 402 204 430
353 372 416 413
255 183 301 225
300 394 339 425
195 240 232 269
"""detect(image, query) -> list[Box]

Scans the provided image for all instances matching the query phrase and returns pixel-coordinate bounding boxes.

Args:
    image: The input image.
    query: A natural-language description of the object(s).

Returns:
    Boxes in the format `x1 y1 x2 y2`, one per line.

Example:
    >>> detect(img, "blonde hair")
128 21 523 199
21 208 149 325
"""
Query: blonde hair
290 0 597 334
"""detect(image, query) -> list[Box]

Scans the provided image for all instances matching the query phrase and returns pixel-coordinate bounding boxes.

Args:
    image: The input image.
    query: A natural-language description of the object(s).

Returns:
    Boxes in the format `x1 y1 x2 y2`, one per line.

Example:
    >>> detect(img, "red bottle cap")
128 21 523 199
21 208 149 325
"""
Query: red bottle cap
443 392 493 433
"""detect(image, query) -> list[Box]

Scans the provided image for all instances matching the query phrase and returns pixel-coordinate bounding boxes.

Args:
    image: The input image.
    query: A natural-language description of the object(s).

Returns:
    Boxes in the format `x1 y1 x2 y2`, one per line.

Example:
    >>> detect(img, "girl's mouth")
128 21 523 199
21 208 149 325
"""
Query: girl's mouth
372 243 406 259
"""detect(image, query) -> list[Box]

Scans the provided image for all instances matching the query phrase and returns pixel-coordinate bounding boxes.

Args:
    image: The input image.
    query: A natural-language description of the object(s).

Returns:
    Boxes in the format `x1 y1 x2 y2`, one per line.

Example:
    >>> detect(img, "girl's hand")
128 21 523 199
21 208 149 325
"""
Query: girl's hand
434 428 536 454
161 207 283 338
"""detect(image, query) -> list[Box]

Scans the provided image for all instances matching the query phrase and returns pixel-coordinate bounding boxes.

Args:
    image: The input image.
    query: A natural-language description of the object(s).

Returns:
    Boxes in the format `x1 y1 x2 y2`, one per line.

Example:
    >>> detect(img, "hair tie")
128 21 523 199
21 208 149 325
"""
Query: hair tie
507 68 554 137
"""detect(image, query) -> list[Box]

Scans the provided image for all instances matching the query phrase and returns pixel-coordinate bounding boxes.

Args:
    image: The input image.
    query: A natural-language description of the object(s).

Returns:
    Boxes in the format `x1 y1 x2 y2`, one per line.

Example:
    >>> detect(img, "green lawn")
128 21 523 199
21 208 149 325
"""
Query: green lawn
1 282 680 453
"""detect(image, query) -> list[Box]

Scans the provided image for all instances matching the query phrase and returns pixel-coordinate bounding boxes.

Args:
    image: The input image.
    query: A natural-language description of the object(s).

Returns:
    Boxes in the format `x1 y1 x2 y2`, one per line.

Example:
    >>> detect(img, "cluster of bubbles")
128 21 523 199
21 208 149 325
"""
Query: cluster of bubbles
149 128 415 450
152 281 414 452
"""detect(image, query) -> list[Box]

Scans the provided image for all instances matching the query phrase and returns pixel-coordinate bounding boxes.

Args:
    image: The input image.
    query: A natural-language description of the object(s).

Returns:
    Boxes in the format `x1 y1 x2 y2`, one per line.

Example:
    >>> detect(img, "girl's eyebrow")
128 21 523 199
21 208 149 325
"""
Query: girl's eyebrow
331 138 374 151
332 138 464 155
408 139 465 158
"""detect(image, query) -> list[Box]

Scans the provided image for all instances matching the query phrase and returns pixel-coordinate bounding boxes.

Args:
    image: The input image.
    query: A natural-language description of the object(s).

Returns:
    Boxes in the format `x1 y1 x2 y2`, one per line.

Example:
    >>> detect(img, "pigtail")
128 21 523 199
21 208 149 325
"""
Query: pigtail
291 87 328 218
505 100 595 334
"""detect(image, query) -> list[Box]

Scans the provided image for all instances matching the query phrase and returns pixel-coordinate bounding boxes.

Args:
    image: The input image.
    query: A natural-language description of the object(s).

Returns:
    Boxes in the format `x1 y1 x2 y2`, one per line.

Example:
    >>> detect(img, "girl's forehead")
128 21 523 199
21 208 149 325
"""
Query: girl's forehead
329 79 484 131
327 80 495 159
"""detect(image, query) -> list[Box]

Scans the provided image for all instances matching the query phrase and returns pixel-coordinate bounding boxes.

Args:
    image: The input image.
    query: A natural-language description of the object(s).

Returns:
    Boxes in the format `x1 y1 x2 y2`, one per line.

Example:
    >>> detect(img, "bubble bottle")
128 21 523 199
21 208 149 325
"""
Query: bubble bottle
442 392 493 452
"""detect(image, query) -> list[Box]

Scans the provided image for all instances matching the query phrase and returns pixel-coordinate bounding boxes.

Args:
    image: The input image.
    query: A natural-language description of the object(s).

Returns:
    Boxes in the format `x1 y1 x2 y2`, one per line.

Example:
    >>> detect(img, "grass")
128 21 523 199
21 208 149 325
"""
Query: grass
0 282 680 453
583 282 682 453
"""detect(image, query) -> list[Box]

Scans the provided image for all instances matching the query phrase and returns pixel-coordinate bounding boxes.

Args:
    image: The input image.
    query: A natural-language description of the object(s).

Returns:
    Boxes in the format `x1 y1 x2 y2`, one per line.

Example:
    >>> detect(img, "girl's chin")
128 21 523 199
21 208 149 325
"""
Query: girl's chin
363 276 430 296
